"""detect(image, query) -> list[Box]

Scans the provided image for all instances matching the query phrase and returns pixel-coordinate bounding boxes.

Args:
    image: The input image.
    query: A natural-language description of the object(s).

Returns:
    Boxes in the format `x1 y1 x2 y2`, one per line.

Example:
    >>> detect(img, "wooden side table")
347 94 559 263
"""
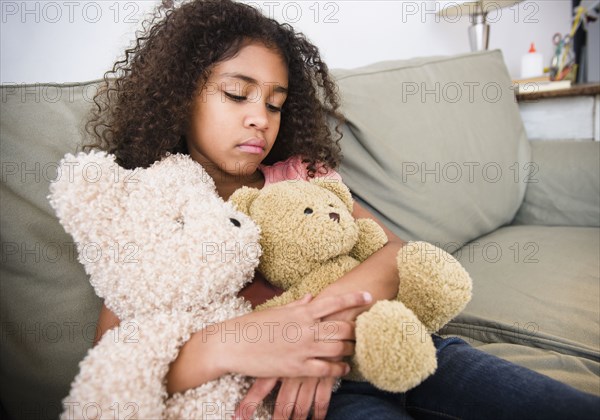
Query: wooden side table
516 84 600 141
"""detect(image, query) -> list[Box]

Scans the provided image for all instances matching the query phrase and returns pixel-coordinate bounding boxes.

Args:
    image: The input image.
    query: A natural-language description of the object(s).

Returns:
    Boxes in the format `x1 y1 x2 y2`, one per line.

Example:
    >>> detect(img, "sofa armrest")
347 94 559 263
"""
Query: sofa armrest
512 141 599 227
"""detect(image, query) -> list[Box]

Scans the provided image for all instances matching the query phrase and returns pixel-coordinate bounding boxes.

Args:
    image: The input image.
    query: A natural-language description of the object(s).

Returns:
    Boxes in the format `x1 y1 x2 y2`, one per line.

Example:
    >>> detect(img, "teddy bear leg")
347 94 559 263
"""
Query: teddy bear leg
61 317 174 420
61 313 203 420
397 241 473 333
352 300 437 393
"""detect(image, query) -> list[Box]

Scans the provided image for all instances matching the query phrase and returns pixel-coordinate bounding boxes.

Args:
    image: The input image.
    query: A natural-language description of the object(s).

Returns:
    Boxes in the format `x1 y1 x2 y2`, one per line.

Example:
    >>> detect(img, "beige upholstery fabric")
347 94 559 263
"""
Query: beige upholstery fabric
334 50 531 246
443 225 599 395
1 51 598 419
513 141 600 227
1 82 103 419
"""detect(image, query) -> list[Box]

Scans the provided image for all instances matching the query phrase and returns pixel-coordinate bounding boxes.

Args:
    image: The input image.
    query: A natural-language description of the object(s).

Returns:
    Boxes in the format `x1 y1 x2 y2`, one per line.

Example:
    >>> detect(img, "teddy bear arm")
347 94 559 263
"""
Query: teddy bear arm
352 300 437 393
396 241 473 333
61 314 196 420
256 271 331 311
258 258 358 311
349 218 388 262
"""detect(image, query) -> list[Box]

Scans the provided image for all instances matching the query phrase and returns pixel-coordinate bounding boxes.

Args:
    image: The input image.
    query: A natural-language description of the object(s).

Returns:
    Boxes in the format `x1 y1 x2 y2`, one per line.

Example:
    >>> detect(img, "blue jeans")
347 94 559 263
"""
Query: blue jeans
326 335 600 420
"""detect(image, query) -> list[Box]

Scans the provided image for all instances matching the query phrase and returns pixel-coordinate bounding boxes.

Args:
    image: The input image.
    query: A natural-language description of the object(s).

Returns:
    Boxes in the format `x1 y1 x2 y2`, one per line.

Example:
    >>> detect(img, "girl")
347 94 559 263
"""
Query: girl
88 1 599 419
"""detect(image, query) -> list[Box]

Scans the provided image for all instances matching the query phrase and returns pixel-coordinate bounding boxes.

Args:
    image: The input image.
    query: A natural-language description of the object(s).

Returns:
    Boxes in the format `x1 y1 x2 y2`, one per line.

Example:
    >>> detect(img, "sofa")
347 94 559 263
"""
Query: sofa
1 50 598 419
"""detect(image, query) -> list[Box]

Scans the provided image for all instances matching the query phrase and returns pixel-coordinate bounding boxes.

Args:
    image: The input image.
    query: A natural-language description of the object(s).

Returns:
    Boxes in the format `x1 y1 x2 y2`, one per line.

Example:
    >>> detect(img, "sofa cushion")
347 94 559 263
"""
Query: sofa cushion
442 225 600 387
444 336 600 396
334 50 530 245
1 81 103 419
513 141 600 227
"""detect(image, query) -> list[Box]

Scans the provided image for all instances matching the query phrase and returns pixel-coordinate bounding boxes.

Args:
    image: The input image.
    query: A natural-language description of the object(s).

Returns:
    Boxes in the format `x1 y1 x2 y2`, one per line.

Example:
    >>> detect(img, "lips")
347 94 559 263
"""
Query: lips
238 138 266 155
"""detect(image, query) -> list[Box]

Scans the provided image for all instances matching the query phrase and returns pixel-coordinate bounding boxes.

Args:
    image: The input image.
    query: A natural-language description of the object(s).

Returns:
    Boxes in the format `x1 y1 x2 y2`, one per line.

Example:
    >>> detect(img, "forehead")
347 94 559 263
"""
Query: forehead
211 42 289 87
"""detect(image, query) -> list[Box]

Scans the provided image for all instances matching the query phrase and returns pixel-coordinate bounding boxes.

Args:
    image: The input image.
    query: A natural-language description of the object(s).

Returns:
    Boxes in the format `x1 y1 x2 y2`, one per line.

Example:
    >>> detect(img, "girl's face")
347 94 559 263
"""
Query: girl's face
186 41 289 182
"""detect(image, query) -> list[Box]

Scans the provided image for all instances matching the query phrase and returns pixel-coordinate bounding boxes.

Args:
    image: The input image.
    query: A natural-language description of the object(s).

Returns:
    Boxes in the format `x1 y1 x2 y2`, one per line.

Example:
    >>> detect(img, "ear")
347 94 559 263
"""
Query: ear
310 178 354 213
48 151 128 238
229 186 262 215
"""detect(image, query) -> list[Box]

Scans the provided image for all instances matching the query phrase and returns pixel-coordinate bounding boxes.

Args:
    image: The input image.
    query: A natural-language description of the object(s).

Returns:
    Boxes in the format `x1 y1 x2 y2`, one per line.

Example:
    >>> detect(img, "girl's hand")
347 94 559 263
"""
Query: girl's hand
233 294 360 420
236 376 337 420
168 291 368 395
212 291 370 381
277 376 337 420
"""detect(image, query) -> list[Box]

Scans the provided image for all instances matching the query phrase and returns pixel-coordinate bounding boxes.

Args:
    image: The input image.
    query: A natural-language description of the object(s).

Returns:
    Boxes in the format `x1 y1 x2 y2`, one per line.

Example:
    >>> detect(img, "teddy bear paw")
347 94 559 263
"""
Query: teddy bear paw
353 300 437 392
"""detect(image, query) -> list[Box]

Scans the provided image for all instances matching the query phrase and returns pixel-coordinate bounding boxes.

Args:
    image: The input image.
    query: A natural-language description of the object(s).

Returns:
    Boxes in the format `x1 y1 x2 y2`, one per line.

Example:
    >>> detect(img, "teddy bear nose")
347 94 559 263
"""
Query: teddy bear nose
329 212 340 223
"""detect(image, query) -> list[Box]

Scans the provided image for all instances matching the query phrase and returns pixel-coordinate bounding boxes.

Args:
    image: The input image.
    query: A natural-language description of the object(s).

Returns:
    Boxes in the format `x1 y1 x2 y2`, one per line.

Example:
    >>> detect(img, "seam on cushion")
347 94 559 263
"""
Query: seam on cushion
0 79 104 89
442 322 600 362
333 50 502 82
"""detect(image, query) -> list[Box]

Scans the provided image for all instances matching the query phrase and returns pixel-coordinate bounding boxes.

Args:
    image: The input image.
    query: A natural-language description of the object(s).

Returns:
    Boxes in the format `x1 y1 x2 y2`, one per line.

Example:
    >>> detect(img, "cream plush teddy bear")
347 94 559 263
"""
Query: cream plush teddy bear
49 151 267 419
230 179 472 392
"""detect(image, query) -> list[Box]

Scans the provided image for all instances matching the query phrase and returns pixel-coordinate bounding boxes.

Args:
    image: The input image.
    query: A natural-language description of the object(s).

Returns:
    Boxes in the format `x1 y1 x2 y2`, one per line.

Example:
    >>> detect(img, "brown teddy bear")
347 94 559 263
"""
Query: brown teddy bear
230 179 472 392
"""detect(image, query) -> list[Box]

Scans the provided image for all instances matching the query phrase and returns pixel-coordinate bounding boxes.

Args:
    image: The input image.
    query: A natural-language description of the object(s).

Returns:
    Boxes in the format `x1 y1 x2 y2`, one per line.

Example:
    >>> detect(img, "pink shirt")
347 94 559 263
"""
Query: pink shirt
259 156 342 186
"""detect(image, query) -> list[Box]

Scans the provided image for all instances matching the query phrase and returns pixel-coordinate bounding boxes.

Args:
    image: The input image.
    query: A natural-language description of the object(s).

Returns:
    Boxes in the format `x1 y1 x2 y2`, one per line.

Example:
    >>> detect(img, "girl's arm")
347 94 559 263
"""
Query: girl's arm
93 273 282 346
94 290 371 394
316 200 405 317
94 304 121 345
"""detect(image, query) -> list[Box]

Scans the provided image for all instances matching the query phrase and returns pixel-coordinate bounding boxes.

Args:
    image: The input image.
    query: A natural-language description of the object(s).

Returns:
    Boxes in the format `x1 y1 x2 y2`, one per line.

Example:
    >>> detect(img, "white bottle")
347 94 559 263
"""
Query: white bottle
521 43 544 79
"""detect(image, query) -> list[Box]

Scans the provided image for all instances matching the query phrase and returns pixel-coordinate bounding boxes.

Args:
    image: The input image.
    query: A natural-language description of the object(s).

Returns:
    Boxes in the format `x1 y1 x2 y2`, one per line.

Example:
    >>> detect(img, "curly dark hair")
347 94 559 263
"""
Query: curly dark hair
85 0 344 175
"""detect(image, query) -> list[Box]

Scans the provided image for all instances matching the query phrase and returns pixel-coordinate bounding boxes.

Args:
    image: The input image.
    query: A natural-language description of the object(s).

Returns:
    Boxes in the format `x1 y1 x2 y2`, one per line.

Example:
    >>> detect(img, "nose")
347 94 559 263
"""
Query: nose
244 103 268 130
329 212 340 223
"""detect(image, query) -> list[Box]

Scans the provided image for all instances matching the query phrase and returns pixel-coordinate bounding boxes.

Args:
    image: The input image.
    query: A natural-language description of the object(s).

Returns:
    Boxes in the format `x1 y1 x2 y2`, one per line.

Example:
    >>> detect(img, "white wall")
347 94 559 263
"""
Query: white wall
1 0 573 84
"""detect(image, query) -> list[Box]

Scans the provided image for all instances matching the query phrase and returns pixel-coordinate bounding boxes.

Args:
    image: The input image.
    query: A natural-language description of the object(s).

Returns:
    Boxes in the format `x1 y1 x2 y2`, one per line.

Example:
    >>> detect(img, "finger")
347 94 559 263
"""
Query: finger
310 292 372 320
283 293 313 308
304 359 350 379
292 379 318 420
236 377 278 420
315 340 355 359
274 379 302 420
313 320 355 341
312 379 335 420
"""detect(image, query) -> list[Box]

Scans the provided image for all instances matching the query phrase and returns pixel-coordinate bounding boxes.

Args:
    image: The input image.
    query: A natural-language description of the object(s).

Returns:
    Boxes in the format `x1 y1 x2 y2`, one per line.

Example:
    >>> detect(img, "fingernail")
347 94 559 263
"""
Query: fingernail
362 292 372 303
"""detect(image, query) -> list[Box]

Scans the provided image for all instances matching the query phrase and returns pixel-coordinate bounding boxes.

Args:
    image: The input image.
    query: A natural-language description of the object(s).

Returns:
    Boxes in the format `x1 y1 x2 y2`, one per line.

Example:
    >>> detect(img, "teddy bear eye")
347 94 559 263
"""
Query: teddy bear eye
304 208 313 215
230 218 241 227
175 216 185 227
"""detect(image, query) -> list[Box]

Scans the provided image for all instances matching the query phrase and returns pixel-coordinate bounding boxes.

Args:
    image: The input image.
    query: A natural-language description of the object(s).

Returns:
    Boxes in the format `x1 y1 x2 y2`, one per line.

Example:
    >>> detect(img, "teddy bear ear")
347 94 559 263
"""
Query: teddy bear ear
229 186 262 215
48 151 127 238
309 178 354 212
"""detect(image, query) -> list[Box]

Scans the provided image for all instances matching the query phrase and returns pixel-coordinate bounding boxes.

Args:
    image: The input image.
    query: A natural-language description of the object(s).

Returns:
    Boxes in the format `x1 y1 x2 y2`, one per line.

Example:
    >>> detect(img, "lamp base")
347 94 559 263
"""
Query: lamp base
468 21 490 51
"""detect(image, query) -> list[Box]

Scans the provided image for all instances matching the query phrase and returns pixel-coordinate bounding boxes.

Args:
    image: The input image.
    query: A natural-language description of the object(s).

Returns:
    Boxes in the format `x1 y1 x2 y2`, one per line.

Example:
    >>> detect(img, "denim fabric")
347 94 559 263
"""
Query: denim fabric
326 336 600 420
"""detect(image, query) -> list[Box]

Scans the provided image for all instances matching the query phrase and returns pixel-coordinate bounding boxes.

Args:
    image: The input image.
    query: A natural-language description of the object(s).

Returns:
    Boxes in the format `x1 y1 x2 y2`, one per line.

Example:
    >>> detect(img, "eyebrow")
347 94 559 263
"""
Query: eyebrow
219 72 288 94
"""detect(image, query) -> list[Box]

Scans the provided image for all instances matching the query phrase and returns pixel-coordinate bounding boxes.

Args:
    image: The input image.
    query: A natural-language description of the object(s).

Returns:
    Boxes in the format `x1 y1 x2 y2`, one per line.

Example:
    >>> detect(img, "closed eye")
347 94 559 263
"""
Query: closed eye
224 92 281 113
267 103 282 113
224 92 246 102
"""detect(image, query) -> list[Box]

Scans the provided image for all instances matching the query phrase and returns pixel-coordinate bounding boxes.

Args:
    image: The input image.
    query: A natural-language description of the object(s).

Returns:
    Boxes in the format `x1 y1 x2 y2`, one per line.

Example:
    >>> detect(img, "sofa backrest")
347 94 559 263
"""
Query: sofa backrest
513 140 600 227
1 81 103 419
333 50 531 248
0 50 528 419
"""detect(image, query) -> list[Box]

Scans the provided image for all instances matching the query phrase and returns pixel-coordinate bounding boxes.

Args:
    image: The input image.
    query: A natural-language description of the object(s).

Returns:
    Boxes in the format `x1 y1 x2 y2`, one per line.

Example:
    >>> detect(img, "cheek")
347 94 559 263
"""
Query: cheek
187 109 219 151
188 96 207 128
270 114 282 134
188 112 208 143
192 99 231 134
